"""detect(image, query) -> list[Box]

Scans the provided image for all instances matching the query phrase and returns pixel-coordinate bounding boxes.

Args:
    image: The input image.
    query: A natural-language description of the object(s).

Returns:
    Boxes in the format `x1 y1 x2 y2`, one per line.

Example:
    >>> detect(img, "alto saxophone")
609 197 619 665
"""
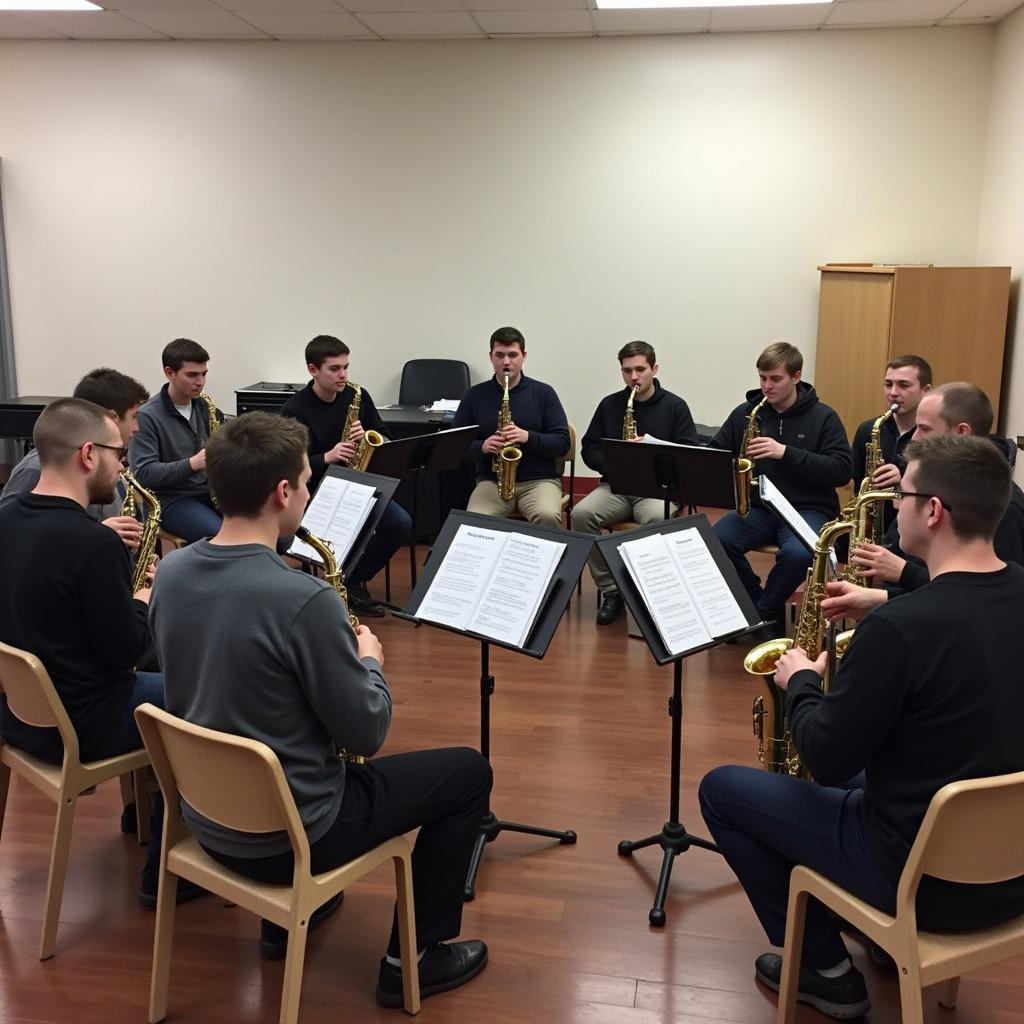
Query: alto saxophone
735 395 768 518
623 385 639 441
295 525 365 765
199 391 220 508
121 469 162 595
341 382 385 472
493 372 522 502
745 516 854 777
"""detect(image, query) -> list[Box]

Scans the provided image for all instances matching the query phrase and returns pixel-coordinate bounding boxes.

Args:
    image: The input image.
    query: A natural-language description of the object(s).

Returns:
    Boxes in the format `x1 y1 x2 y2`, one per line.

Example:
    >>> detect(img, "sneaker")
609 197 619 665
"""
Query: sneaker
596 591 624 626
754 952 870 1020
348 582 386 618
259 892 344 960
376 940 488 1008
138 875 207 911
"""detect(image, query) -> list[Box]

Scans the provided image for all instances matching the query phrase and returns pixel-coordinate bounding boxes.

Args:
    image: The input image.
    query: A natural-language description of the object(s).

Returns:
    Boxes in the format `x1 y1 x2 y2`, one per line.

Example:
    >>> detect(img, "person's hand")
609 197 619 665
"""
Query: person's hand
746 437 786 461
355 624 383 666
820 579 888 623
144 553 159 586
501 424 529 446
325 441 358 465
774 647 827 689
870 463 902 489
102 516 143 550
481 433 506 456
850 543 906 584
630 434 647 443
347 420 366 444
189 448 207 472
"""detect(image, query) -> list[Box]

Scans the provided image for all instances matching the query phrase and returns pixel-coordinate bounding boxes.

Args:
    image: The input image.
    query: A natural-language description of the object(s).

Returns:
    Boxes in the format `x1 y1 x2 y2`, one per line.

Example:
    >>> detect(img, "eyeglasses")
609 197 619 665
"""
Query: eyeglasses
892 487 953 512
89 442 129 461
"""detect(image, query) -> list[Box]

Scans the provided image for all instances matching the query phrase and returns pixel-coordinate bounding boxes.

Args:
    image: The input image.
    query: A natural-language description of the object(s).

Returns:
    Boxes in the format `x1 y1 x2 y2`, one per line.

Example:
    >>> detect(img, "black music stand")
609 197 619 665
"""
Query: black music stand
396 511 592 900
368 425 477 591
596 514 761 927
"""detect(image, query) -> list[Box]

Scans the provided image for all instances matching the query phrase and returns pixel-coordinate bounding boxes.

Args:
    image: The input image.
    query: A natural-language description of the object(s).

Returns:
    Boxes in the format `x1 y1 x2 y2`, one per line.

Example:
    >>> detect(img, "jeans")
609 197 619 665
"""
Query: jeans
351 500 413 587
162 496 222 544
699 765 896 968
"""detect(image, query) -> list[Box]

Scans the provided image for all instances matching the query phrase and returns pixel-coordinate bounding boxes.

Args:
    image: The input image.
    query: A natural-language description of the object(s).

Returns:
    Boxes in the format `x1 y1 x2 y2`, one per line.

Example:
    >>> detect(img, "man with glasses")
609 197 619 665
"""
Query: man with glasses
700 434 1024 1020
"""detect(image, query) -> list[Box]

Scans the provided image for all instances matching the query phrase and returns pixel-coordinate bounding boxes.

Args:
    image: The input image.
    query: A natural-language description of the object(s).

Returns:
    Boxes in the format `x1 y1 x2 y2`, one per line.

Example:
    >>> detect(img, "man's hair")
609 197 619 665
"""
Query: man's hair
886 354 933 389
162 338 210 372
618 341 656 367
32 398 115 468
73 368 149 417
305 334 350 369
489 326 525 353
904 434 1010 541
756 343 802 375
933 382 994 436
206 412 309 519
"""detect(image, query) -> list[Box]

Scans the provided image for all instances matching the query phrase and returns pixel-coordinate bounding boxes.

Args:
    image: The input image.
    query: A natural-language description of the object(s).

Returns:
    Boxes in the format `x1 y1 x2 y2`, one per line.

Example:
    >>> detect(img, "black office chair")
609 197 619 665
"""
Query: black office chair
398 360 471 406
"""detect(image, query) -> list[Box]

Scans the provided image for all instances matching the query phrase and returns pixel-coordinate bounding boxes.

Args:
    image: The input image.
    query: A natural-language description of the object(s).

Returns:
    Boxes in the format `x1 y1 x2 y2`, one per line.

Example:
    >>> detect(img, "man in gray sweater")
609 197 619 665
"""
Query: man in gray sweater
149 411 491 1006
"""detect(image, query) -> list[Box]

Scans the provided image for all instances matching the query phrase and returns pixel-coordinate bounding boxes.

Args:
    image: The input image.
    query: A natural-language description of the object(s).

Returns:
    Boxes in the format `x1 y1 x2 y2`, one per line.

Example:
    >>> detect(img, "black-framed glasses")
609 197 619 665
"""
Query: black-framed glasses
89 441 129 461
892 487 953 512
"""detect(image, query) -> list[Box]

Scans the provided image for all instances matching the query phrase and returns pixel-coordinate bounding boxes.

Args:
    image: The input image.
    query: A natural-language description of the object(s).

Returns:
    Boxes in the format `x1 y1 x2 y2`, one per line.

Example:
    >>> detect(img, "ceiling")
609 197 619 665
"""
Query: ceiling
0 0 1021 41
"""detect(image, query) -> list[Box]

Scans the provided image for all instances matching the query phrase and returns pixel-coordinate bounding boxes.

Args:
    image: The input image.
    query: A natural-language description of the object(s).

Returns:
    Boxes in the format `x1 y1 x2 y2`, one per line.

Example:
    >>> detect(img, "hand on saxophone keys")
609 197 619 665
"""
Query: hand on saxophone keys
870 462 902 488
820 580 888 623
482 433 506 456
102 515 144 551
325 440 358 465
745 436 786 461
500 424 529 446
354 624 384 666
849 543 906 583
773 647 826 689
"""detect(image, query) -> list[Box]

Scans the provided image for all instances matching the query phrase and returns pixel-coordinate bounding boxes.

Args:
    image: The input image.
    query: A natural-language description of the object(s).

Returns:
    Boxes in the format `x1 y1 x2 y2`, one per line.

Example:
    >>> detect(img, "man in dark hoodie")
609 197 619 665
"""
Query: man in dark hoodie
571 341 698 624
711 343 852 637
453 326 569 528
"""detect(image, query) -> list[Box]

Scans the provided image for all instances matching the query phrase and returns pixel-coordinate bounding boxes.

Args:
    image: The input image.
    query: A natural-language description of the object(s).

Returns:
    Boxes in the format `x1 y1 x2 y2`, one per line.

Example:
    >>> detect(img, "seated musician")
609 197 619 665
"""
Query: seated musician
279 334 412 617
453 326 569 528
570 340 697 625
148 411 491 1000
711 343 851 640
699 434 1024 1020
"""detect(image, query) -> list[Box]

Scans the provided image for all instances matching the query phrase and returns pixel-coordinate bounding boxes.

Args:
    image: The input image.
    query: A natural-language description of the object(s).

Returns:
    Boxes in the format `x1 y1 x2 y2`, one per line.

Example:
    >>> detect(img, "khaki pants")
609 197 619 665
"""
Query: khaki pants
570 483 676 594
467 478 564 528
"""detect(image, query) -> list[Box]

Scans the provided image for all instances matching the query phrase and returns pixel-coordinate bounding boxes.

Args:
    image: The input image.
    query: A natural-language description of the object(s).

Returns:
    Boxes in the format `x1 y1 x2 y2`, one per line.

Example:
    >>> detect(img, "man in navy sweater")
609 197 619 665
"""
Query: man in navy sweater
452 326 569 528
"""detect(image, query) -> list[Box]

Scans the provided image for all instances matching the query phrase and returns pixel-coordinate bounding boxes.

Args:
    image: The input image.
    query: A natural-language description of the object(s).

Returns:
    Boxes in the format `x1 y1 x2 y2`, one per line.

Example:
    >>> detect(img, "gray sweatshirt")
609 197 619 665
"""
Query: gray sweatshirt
149 540 391 857
0 448 125 522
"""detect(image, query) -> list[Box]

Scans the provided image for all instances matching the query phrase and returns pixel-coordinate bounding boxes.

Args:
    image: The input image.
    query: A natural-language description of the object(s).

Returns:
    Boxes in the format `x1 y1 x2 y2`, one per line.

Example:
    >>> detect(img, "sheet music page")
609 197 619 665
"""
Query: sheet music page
620 534 712 656
664 528 748 636
288 476 377 565
758 476 836 571
468 533 566 647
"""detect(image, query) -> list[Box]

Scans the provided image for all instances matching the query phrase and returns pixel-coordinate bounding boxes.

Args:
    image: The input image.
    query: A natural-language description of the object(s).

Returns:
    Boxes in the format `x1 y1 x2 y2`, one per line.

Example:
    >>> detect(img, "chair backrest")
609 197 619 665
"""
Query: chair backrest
559 422 576 475
398 359 471 406
0 641 79 760
134 704 311 865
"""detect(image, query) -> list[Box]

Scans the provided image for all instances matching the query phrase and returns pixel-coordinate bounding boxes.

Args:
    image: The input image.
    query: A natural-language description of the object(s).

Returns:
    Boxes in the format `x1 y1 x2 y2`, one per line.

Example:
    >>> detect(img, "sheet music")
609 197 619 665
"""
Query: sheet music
415 525 566 648
664 529 748 636
288 476 377 566
758 476 837 571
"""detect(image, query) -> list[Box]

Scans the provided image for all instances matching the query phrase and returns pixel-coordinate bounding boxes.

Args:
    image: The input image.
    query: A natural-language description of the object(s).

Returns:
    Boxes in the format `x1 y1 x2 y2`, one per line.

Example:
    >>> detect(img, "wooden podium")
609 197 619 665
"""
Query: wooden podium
814 263 1010 437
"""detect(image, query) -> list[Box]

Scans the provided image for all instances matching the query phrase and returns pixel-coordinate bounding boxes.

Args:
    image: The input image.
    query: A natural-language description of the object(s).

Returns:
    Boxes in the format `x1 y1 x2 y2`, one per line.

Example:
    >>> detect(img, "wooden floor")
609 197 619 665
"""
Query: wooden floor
1 549 1022 1024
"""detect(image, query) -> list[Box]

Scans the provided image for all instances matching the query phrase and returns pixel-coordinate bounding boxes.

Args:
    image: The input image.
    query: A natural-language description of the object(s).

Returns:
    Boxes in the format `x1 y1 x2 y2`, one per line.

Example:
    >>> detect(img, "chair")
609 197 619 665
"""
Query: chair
776 770 1024 1023
159 530 188 556
398 359 471 407
134 704 420 1024
0 641 151 960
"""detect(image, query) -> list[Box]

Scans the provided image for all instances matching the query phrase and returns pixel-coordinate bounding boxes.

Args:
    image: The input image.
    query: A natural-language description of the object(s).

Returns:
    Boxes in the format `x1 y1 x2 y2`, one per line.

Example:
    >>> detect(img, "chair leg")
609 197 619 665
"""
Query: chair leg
897 967 925 1023
133 768 151 845
393 852 421 1015
278 919 310 1024
0 762 11 841
938 976 960 1010
776 888 808 1024
148 868 180 1023
39 793 78 960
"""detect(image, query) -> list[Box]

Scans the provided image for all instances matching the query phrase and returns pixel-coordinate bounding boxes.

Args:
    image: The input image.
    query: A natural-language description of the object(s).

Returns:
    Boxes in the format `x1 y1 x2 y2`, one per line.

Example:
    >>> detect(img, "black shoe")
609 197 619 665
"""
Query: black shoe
375 940 488 1008
596 591 624 625
755 953 870 1020
120 802 137 834
138 875 207 910
348 582 386 618
259 892 344 960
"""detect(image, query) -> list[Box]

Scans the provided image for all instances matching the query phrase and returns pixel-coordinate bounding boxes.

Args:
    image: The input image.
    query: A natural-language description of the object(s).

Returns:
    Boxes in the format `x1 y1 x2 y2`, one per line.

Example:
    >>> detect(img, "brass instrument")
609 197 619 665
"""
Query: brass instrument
746 516 854 777
735 395 769 518
295 525 365 764
199 391 220 508
623 385 639 441
341 382 385 472
120 469 162 595
862 402 900 546
492 372 522 502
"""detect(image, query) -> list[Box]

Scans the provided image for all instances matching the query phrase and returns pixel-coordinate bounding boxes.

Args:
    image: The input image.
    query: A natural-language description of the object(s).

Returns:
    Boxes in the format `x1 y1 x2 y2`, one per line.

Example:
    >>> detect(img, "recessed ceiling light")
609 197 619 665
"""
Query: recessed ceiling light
0 0 102 10
596 0 831 9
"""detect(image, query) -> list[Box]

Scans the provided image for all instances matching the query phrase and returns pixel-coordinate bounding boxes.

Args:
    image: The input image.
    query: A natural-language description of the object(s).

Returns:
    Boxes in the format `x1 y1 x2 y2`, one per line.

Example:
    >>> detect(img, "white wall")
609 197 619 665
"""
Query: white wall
0 28 995 463
978 4 1024 484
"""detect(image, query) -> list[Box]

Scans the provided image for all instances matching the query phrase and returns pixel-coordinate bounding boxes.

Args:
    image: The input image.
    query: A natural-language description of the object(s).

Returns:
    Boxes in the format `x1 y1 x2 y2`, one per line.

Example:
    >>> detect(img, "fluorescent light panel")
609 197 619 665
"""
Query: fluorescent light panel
0 0 101 9
596 0 831 8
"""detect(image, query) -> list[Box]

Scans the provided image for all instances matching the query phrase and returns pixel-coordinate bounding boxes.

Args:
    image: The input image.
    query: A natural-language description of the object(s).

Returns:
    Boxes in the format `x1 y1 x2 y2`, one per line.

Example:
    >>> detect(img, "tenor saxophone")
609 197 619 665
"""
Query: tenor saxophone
623 385 639 441
341 382 385 472
121 469 161 595
735 395 768 518
493 372 522 502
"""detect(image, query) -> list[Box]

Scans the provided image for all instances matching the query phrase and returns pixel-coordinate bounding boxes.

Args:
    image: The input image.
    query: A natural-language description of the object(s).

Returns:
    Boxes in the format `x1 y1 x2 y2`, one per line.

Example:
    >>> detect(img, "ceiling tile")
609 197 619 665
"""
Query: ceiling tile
98 0 220 10
592 7 709 34
943 0 1024 18
341 0 464 12
355 10 482 33
5 10 169 37
120 8 269 34
241 9 374 34
469 0 586 10
475 8 591 32
826 0 961 25
213 0 342 10
0 11 65 37
710 2 832 31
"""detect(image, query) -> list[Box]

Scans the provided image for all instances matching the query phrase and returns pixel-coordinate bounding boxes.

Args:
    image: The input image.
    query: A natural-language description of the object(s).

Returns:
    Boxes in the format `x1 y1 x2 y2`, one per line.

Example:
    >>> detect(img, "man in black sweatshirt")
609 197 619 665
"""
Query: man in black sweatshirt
571 341 697 624
700 434 1024 1020
452 326 569 527
711 343 852 636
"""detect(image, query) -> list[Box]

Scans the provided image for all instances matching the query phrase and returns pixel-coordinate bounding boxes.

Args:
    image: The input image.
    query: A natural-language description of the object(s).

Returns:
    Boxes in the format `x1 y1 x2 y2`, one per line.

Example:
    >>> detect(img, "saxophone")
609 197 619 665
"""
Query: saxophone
199 391 220 508
121 469 162 595
735 395 769 518
623 385 639 441
492 372 523 502
341 382 385 472
745 516 854 777
295 525 365 765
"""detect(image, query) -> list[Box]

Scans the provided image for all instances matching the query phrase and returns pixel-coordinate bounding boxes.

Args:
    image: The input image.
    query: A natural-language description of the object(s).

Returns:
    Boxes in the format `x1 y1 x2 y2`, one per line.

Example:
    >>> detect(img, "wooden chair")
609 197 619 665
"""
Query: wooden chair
134 704 420 1024
158 530 188 556
0 641 151 960
777 770 1024 1023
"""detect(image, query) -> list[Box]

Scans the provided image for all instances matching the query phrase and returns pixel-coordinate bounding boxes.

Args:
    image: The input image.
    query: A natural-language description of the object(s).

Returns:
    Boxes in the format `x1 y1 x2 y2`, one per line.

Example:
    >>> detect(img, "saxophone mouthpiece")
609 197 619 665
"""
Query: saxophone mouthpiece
296 526 311 541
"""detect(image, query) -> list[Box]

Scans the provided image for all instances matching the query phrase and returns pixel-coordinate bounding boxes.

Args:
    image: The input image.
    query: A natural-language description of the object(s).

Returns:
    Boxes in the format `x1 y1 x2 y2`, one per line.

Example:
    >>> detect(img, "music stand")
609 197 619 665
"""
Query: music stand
596 514 761 927
396 511 592 900
368 425 477 590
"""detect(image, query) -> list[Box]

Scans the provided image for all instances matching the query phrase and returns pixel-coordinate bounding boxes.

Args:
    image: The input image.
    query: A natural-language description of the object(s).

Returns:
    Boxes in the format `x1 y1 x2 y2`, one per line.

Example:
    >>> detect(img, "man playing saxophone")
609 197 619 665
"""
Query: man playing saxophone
453 326 569 528
570 341 697 625
700 435 1024 1020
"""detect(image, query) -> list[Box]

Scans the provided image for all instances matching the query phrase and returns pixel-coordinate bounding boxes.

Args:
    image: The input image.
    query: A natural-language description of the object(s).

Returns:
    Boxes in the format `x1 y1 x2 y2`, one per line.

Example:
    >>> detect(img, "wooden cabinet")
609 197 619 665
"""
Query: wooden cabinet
813 264 1010 438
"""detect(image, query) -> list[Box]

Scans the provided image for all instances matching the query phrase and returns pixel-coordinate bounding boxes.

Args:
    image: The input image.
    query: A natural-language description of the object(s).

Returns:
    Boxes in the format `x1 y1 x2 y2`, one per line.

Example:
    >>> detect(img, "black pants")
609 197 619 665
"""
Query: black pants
204 747 492 955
